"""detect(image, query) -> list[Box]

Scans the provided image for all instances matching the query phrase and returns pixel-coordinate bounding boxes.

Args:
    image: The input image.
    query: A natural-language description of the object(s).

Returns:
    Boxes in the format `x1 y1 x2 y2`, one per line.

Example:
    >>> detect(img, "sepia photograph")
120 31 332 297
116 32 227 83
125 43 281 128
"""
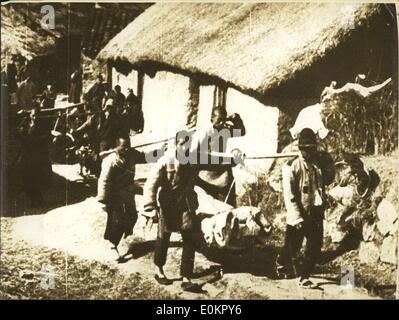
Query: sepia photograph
0 0 398 302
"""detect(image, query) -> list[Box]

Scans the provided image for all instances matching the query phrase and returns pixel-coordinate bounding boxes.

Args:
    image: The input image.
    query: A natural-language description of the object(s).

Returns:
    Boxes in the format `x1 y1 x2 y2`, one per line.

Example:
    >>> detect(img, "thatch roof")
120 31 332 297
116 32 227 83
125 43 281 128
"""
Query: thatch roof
1 5 54 66
1 3 152 69
1 3 89 69
98 3 394 101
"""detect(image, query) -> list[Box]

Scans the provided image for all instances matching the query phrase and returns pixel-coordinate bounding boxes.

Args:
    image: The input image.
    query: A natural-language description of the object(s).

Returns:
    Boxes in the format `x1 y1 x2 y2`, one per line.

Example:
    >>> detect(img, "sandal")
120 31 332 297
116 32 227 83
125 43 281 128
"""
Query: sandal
298 278 319 289
155 274 173 286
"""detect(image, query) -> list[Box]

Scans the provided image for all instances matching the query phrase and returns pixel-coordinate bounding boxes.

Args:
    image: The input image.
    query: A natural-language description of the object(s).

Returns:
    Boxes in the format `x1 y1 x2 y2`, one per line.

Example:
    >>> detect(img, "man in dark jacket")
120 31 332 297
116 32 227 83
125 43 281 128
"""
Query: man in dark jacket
6 54 18 94
98 101 123 153
125 88 143 133
68 68 83 103
143 131 201 290
276 128 335 289
16 75 37 111
16 106 52 208
41 85 56 109
86 75 106 111
143 130 244 291
111 85 125 115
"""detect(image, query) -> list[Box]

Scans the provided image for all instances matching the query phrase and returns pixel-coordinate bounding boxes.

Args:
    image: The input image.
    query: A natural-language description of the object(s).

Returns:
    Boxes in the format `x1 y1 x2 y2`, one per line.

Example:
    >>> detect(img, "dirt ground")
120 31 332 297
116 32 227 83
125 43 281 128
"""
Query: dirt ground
1 160 397 299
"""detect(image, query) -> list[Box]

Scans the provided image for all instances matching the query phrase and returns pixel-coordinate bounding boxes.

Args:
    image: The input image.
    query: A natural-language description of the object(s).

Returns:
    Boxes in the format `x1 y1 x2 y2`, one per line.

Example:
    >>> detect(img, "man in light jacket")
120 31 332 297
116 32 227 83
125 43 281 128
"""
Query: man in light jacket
276 128 335 289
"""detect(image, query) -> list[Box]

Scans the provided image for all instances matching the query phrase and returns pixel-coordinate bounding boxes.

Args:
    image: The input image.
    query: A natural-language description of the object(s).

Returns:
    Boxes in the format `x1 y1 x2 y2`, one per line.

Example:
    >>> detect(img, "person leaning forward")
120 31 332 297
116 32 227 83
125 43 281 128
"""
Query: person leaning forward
142 130 244 291
97 137 147 257
276 128 335 289
142 132 200 291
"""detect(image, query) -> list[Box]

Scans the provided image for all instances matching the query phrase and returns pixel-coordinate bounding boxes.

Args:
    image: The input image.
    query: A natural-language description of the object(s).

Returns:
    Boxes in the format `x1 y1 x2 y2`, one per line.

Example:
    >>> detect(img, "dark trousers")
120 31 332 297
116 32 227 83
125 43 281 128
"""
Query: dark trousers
277 207 324 279
154 229 197 278
104 201 138 247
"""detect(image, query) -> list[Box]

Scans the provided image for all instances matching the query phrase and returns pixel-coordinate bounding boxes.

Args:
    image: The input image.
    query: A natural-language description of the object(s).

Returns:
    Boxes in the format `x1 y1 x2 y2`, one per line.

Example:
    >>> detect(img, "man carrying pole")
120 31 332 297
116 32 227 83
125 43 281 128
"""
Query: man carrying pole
142 129 244 291
276 128 335 289
97 137 147 257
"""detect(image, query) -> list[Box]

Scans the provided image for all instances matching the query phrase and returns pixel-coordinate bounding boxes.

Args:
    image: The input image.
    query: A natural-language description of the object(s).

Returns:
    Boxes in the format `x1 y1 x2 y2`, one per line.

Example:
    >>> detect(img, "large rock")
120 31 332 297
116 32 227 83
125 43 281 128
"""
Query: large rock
376 199 398 236
359 242 380 265
380 236 398 265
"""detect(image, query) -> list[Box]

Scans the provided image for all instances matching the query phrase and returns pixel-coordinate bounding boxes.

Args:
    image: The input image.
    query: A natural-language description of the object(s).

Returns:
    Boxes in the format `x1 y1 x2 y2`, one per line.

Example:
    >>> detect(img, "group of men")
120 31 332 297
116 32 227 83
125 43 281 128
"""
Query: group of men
95 103 336 292
8 59 144 208
72 75 144 157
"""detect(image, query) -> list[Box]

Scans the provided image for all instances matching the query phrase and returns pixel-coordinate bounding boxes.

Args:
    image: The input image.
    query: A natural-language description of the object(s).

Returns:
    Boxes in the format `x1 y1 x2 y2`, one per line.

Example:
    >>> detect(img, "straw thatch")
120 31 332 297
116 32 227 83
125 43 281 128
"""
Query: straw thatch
1 3 89 70
1 5 56 68
98 3 388 99
1 3 150 70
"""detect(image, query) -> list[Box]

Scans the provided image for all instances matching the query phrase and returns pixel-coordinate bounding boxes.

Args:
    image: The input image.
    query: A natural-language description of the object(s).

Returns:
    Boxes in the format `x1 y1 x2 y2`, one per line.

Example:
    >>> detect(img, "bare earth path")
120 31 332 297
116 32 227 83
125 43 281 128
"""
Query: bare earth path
0 165 377 300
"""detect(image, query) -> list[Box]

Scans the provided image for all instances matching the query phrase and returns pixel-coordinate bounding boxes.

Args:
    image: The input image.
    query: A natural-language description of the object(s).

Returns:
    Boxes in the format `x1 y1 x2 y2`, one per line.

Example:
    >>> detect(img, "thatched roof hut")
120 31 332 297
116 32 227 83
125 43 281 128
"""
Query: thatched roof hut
1 3 89 70
1 3 152 70
98 3 397 105
1 5 53 68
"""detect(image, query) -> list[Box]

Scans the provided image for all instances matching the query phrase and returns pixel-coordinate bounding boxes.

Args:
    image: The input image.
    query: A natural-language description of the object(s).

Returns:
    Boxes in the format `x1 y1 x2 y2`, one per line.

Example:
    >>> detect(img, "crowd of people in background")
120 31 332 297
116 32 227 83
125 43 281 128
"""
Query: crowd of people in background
4 54 144 210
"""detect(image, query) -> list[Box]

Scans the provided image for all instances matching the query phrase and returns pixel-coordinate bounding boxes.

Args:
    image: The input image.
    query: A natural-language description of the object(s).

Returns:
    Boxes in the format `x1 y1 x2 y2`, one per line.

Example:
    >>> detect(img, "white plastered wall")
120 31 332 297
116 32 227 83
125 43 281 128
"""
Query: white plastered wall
112 68 280 189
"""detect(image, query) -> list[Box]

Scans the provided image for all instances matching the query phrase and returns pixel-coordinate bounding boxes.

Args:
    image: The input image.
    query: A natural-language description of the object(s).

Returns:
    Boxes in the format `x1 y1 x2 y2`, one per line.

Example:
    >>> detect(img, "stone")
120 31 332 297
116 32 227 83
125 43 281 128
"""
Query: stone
358 242 380 265
328 186 355 207
362 221 376 242
326 222 346 243
376 199 398 236
380 235 398 265
202 283 224 298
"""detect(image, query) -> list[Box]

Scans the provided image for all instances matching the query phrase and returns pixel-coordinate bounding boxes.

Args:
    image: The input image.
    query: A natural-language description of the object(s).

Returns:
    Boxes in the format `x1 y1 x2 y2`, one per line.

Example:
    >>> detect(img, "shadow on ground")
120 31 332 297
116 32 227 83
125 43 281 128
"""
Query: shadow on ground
3 169 96 217
119 236 280 279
